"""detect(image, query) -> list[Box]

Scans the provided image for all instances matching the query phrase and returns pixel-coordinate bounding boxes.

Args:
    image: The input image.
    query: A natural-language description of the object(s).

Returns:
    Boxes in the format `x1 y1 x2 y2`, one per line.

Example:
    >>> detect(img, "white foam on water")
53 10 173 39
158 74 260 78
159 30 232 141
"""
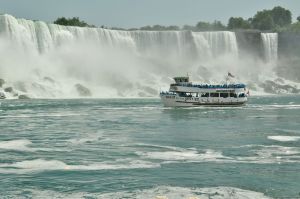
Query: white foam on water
235 145 300 164
132 143 191 151
0 113 85 118
12 186 273 199
67 137 98 145
136 144 300 165
67 132 105 145
0 158 160 174
67 131 128 145
263 104 300 110
136 148 229 163
137 150 199 161
254 145 300 156
268 136 300 142
0 139 33 152
94 106 162 111
0 139 66 152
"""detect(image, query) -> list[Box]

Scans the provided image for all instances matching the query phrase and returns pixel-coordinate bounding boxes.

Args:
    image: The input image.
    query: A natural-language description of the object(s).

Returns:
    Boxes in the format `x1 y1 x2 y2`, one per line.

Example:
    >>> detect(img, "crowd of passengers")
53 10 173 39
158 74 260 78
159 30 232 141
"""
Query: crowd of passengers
161 92 246 98
171 83 246 89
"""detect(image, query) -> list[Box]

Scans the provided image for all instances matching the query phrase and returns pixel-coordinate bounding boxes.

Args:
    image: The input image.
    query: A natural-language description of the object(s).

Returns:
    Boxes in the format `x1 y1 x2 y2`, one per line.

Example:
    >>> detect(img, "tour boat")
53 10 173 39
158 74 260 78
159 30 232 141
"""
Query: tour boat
160 76 248 107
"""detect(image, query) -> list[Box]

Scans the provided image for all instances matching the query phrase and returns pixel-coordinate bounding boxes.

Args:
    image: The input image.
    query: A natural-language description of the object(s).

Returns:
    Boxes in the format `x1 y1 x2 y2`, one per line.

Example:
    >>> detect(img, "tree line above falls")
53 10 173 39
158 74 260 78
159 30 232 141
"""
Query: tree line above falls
54 6 300 33
54 17 96 28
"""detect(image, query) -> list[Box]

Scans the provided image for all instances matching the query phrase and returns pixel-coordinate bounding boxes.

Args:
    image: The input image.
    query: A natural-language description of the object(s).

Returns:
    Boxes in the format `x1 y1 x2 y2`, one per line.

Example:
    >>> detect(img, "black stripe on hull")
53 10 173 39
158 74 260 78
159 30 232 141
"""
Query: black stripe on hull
175 101 246 106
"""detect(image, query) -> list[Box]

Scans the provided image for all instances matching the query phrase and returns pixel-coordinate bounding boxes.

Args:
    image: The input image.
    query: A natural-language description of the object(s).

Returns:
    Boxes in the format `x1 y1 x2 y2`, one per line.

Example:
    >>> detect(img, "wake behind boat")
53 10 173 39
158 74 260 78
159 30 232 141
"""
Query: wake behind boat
160 75 248 107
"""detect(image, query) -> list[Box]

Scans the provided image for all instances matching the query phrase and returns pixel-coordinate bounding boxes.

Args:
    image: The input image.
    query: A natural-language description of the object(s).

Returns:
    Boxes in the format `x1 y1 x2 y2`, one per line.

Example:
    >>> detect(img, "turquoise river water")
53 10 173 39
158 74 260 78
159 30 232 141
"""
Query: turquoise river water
0 96 300 199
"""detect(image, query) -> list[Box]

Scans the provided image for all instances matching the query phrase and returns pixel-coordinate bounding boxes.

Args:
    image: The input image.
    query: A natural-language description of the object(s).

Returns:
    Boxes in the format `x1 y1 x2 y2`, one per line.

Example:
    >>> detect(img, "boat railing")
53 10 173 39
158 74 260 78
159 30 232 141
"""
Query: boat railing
172 83 246 89
160 91 177 96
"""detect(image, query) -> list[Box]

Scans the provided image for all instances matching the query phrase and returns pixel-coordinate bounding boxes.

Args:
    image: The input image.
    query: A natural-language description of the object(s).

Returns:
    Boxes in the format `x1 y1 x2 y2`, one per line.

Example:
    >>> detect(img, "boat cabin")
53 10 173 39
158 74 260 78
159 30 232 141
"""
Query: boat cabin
173 77 190 84
160 76 248 106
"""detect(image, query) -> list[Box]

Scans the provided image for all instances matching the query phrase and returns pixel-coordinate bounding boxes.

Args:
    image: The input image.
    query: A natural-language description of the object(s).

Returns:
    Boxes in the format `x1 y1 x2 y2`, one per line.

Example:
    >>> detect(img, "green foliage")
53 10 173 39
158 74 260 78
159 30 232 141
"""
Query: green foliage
195 20 226 31
139 26 150 30
52 6 294 33
128 28 139 31
211 20 226 30
251 6 291 30
167 25 180 31
111 27 127 30
288 22 300 33
273 25 289 33
271 6 292 27
140 25 180 31
54 17 95 27
196 21 211 31
252 10 274 30
182 25 196 31
274 21 300 33
297 16 300 22
138 21 225 31
228 17 251 29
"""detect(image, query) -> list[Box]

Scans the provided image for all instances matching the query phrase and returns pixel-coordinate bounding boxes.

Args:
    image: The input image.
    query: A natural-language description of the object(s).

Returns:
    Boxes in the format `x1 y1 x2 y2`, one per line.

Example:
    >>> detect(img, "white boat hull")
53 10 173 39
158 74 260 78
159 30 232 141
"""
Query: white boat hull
160 95 247 107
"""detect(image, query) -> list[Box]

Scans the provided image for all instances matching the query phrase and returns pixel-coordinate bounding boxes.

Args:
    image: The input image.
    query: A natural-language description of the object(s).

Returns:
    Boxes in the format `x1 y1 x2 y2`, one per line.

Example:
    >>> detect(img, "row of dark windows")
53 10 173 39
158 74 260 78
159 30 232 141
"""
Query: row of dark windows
178 92 245 98
202 93 245 98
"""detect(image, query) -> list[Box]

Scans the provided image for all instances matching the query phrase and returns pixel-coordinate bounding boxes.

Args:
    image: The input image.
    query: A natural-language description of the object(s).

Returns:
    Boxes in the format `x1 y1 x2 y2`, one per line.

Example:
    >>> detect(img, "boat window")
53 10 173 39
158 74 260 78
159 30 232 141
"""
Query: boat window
220 93 229 98
201 93 209 97
179 92 187 97
239 93 245 98
210 93 219 98
230 93 237 98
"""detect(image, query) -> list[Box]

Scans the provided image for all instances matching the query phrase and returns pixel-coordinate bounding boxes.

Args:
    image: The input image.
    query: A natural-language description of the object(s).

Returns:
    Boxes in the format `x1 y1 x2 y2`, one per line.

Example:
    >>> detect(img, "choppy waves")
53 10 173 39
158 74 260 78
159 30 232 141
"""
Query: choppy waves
1 97 300 198
135 144 300 164
1 138 300 175
0 139 33 152
268 136 300 142
0 158 160 174
6 186 272 199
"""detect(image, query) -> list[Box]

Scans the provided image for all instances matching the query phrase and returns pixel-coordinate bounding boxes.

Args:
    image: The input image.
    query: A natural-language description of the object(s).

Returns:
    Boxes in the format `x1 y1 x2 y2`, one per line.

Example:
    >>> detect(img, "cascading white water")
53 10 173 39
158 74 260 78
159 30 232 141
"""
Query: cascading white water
261 33 278 62
0 14 240 59
0 14 194 57
0 14 294 98
192 31 238 58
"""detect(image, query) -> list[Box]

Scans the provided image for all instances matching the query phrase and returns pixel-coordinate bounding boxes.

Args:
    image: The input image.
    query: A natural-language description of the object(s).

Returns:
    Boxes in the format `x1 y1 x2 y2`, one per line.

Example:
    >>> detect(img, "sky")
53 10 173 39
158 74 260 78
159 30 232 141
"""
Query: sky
0 0 299 28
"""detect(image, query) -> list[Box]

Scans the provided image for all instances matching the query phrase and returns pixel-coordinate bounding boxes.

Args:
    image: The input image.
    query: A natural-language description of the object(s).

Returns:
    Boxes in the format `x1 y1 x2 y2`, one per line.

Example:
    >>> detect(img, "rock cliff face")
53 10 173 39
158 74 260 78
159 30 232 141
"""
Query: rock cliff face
235 30 265 60
75 84 92 97
277 32 300 82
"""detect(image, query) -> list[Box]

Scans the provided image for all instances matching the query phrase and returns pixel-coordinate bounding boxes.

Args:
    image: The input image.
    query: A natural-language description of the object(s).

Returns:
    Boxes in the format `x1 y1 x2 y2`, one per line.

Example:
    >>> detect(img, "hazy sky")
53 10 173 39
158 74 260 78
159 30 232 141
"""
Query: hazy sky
0 0 299 28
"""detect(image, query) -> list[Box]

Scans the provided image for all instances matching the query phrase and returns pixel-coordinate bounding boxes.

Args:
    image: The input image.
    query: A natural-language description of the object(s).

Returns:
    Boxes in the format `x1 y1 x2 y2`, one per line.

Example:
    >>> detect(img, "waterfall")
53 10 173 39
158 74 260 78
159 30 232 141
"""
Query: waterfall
0 14 238 58
261 33 278 62
192 31 238 58
1 14 292 98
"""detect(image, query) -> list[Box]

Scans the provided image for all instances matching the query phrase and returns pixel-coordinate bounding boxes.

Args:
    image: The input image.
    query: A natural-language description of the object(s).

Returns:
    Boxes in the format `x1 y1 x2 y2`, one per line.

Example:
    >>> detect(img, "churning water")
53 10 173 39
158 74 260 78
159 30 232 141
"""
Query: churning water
0 96 300 198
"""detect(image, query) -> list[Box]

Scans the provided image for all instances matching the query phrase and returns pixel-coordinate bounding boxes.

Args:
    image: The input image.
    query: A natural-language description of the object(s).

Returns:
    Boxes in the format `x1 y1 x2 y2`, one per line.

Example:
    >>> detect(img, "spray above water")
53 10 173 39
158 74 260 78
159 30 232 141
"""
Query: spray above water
0 14 296 98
